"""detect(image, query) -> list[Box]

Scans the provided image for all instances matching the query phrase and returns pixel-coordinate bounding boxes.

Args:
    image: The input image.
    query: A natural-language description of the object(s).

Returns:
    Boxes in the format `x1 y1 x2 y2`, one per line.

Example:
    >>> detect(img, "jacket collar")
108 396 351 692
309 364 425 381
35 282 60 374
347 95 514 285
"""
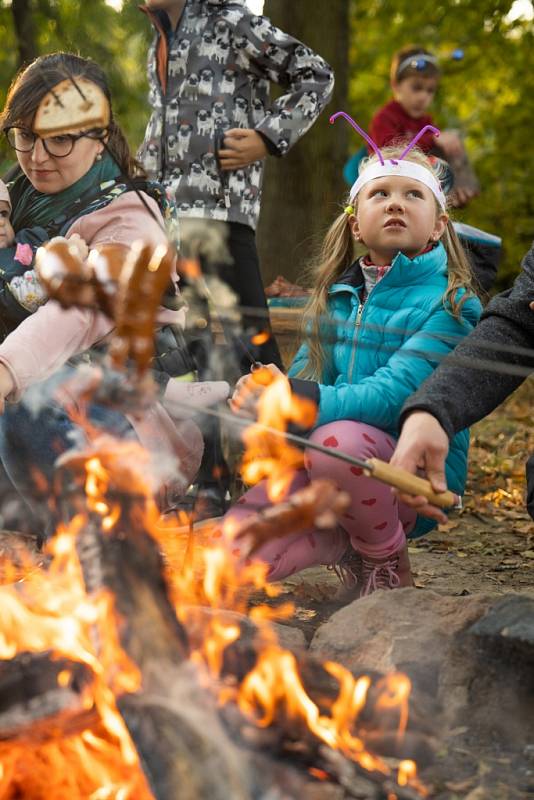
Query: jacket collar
329 242 447 295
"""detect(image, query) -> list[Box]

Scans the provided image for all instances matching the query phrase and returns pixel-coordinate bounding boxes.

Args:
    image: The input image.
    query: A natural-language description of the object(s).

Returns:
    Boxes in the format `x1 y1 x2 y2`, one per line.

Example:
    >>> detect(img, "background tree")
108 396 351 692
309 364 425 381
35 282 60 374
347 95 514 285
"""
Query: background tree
257 0 349 285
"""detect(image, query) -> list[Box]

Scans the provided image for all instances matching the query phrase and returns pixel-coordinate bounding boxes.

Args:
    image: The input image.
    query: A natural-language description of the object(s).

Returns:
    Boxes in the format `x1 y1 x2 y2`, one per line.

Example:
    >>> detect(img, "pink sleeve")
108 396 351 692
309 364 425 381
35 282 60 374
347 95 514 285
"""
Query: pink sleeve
0 302 113 401
67 191 170 250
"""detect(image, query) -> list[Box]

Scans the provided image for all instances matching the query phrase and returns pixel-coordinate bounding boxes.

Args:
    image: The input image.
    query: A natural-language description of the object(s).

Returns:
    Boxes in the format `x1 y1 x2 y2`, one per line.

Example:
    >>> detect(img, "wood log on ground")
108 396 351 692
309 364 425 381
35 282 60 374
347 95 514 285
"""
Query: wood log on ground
0 653 96 742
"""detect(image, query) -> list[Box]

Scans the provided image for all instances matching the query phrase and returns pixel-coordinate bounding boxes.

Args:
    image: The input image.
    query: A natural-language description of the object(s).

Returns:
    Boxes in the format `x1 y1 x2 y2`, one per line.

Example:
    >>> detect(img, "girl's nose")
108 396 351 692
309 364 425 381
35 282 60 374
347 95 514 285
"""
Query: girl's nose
386 197 404 213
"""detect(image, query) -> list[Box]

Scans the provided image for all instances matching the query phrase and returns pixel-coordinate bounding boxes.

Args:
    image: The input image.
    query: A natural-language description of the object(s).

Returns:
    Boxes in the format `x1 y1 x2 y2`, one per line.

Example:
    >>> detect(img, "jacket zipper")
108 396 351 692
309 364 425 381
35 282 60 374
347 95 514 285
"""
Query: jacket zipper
347 301 364 382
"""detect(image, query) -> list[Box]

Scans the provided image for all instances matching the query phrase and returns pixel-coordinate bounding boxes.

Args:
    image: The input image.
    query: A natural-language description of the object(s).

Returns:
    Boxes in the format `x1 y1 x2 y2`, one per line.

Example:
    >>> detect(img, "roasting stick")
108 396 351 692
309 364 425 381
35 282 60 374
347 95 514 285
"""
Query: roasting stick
162 400 461 510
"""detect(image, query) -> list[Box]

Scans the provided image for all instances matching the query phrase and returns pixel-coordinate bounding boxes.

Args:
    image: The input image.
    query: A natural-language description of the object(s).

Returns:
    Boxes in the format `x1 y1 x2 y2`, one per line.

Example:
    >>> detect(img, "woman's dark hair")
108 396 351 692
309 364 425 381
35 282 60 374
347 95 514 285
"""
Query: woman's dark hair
1 52 142 178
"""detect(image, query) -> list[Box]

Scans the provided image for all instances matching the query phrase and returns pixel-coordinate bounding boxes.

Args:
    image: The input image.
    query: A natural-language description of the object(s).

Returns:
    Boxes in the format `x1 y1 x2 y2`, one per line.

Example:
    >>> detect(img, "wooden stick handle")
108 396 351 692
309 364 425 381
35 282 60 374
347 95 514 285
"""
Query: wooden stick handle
366 458 460 509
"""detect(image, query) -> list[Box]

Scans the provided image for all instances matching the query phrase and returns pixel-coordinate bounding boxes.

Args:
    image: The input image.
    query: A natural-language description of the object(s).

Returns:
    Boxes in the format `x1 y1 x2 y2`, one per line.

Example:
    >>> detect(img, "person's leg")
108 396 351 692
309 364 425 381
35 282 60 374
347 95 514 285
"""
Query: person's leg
218 222 283 372
306 420 417 595
223 469 348 581
188 222 282 520
527 453 534 521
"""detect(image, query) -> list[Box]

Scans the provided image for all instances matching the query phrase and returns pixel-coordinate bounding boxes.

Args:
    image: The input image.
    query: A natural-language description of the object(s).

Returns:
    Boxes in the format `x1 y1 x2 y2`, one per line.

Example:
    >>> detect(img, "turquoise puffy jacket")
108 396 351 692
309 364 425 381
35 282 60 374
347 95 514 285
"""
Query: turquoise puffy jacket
288 243 482 536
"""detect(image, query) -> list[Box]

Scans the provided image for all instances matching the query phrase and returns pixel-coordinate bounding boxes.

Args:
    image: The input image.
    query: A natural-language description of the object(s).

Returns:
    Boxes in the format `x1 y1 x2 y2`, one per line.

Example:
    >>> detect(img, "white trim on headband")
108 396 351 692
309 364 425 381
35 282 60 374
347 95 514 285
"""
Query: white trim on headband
350 160 447 210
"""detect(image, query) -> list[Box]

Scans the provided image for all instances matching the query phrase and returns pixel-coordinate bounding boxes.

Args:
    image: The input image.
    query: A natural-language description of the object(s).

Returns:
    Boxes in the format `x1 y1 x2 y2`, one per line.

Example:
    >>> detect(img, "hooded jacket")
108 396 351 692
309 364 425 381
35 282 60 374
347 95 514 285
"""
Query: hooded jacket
287 244 482 536
139 0 334 229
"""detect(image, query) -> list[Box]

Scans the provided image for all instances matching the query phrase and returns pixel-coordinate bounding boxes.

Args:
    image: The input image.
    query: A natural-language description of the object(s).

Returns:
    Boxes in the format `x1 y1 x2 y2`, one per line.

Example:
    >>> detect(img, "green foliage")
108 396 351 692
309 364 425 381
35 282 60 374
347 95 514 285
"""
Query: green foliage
0 0 150 171
349 0 534 287
0 1 532 288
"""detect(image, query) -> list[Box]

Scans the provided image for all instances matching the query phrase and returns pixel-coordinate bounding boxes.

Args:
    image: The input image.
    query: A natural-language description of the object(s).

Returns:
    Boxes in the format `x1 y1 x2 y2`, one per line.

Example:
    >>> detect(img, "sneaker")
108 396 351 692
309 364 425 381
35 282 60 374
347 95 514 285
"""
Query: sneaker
360 543 413 597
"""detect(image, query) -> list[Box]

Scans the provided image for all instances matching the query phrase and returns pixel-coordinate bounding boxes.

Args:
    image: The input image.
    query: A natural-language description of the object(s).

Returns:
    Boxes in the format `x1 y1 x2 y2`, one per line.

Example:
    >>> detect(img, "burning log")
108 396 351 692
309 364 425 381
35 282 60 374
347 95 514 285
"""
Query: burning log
54 448 190 675
229 479 351 555
0 653 95 743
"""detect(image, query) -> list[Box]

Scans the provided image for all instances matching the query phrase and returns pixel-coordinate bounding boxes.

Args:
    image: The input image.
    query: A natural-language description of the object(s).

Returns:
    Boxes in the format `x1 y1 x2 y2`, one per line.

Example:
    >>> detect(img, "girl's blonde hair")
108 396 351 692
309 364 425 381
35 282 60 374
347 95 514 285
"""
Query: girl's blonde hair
296 145 476 381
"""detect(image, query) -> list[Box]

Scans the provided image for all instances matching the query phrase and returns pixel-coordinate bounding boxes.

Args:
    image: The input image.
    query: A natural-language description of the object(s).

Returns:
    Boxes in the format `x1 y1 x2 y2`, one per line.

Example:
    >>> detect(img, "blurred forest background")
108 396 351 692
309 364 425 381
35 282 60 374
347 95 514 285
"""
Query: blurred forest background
0 0 533 289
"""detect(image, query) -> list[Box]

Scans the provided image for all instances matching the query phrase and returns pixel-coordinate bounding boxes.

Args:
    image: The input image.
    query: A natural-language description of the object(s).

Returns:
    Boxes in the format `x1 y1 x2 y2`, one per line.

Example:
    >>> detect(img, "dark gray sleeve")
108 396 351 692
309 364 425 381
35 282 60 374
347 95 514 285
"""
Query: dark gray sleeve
400 245 534 439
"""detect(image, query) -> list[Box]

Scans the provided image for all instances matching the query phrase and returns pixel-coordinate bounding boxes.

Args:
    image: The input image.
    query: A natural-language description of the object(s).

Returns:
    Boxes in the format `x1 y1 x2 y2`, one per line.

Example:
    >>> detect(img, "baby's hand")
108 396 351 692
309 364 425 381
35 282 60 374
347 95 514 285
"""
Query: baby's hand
0 216 15 248
64 234 89 261
47 234 89 262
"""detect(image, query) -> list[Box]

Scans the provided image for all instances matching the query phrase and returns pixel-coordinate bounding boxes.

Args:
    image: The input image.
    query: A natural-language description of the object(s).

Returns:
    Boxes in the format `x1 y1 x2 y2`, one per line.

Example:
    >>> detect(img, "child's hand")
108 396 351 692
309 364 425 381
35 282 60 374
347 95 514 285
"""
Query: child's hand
435 130 464 160
218 129 268 170
0 217 15 248
229 363 284 419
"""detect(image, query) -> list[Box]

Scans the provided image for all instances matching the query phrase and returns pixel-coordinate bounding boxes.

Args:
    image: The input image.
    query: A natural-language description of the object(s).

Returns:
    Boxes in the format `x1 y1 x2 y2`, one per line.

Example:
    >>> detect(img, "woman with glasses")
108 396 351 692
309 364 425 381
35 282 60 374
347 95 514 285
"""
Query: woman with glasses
0 52 229 540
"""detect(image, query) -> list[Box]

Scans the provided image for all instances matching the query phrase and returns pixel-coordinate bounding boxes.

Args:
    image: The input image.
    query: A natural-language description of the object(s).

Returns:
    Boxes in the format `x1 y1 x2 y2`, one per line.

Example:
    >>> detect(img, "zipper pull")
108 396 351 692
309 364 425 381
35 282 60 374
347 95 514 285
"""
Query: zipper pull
224 188 231 209
355 303 364 326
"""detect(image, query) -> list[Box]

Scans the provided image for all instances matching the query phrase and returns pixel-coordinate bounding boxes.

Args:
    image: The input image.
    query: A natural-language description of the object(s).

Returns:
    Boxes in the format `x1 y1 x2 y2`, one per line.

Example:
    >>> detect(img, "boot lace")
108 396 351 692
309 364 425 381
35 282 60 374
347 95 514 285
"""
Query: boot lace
360 554 401 596
328 547 361 589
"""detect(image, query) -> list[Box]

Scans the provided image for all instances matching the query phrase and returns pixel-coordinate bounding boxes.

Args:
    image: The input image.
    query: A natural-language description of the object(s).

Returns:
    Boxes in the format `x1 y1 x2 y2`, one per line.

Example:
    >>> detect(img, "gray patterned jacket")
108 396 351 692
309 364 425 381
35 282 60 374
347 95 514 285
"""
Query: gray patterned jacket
139 0 335 229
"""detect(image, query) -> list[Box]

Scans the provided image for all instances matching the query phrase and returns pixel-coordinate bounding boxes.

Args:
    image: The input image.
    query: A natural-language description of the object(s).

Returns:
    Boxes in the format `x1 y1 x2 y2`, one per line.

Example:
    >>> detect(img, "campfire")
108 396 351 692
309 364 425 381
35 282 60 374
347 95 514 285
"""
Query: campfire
0 359 431 799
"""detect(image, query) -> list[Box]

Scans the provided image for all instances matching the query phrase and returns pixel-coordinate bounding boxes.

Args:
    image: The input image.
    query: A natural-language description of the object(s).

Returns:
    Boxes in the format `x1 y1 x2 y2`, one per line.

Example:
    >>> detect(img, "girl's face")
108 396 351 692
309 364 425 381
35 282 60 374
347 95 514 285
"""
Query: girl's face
16 131 104 195
352 175 448 265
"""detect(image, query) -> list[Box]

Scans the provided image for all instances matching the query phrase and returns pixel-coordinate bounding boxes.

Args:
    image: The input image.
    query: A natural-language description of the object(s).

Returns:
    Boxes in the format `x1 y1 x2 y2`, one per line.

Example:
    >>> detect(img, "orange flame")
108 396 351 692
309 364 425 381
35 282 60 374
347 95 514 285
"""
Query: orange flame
241 373 316 502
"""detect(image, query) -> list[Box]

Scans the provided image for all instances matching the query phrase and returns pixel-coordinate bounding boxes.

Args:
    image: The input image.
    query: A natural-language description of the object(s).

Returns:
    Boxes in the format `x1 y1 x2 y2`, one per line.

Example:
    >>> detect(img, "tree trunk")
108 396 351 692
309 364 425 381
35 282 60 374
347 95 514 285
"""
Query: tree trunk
11 0 38 67
257 0 349 286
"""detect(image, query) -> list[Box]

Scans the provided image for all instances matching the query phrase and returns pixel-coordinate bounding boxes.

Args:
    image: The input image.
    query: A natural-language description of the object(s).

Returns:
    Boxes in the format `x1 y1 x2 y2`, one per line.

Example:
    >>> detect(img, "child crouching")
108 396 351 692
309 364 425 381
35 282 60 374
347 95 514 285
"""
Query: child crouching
225 130 482 599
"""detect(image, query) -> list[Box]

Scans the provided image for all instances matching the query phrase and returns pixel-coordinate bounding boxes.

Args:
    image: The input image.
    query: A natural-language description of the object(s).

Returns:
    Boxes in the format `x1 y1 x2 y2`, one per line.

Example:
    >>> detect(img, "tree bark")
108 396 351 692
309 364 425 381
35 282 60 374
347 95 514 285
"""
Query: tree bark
11 0 38 68
257 1 349 285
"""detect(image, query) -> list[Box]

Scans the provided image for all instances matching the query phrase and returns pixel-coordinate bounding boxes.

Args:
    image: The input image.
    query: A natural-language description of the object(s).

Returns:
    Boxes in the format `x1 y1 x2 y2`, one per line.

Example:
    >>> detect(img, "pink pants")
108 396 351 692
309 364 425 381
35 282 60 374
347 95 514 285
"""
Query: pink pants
224 421 417 582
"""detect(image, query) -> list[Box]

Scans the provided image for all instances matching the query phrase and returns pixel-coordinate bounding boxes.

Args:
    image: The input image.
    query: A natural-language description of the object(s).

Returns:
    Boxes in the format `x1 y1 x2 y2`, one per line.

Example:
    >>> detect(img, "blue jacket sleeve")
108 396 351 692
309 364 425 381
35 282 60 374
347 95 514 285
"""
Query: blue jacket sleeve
316 297 482 431
234 13 335 155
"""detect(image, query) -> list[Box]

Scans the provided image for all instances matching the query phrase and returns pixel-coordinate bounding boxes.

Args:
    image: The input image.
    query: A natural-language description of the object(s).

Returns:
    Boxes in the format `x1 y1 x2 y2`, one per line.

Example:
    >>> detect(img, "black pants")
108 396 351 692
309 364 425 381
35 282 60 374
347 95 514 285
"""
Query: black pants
527 454 534 521
208 221 282 374
194 221 282 487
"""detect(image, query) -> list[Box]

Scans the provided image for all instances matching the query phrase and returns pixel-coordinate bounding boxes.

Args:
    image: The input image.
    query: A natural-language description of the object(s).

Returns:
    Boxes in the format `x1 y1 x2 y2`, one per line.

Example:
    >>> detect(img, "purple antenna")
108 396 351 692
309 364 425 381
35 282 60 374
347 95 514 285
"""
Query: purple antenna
397 125 441 161
329 111 385 166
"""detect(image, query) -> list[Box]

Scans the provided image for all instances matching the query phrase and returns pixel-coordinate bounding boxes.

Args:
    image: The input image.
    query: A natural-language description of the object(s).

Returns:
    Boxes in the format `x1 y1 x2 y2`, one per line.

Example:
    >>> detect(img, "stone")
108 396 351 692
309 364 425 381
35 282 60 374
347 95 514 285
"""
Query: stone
468 594 534 656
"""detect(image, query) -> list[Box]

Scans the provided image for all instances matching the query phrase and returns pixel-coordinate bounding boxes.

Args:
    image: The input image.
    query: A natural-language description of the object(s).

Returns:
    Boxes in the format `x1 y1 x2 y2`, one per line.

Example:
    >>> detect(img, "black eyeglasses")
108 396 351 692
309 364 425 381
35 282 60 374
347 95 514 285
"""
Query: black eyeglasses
4 126 106 158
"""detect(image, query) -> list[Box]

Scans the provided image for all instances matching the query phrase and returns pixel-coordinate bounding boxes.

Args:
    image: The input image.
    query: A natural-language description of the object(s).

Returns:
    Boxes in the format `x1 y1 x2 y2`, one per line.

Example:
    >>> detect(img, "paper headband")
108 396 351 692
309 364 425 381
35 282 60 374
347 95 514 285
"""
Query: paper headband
330 111 447 210
396 52 438 79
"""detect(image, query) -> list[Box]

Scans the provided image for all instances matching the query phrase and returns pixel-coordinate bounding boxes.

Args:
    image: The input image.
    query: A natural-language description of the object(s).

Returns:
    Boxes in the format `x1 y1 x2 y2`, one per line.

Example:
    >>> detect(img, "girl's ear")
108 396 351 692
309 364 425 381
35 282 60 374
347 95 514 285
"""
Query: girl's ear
431 212 448 242
349 214 361 241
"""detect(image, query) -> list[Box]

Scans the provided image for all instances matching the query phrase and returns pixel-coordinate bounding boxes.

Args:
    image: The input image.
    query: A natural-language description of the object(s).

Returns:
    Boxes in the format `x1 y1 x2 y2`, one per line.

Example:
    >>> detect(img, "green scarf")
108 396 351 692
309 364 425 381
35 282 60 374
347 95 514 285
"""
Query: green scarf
9 154 121 232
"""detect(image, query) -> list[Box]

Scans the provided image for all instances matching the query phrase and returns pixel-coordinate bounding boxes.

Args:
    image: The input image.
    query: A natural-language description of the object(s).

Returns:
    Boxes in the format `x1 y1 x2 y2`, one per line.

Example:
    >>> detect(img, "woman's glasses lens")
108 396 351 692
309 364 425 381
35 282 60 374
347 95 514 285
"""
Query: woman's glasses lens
6 127 75 157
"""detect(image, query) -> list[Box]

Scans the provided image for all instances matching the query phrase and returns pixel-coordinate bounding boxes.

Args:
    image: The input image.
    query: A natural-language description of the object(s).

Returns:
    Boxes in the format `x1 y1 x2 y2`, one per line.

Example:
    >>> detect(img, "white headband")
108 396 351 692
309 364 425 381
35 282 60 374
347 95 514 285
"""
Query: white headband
350 159 447 210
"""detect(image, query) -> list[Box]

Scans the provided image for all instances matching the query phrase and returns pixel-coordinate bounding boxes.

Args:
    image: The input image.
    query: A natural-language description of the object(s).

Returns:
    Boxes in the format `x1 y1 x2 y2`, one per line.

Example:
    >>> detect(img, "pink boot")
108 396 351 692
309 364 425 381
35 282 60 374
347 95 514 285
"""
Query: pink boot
359 543 414 597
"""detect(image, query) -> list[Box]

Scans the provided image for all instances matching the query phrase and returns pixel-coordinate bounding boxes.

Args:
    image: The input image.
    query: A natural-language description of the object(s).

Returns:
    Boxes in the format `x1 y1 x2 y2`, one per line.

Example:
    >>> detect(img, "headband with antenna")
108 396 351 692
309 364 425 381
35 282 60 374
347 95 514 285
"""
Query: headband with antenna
330 111 447 209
